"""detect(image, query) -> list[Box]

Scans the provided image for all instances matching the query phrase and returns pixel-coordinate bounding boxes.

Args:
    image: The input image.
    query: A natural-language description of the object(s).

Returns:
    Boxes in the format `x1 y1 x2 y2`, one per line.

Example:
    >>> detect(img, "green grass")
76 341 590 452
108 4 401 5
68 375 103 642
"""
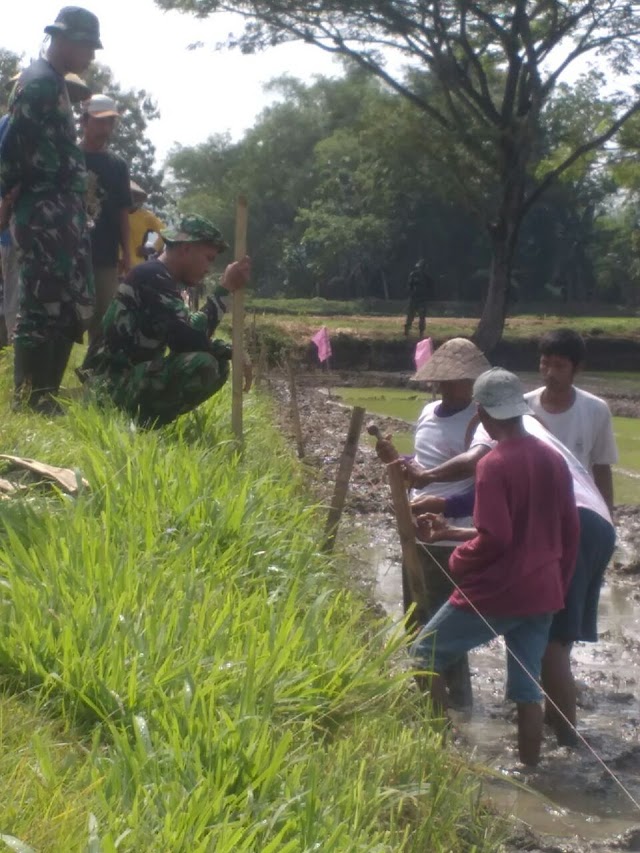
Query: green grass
0 353 502 851
337 388 640 505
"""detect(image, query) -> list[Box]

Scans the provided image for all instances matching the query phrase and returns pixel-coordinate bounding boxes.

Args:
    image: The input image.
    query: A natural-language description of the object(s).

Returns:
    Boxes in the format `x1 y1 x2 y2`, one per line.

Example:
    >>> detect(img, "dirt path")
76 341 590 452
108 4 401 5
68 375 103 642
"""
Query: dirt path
269 373 640 851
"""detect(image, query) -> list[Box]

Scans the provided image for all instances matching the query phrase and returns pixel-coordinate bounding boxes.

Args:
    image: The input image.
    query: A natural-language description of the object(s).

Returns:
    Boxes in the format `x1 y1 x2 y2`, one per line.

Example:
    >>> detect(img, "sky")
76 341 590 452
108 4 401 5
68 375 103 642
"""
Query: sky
2 0 341 164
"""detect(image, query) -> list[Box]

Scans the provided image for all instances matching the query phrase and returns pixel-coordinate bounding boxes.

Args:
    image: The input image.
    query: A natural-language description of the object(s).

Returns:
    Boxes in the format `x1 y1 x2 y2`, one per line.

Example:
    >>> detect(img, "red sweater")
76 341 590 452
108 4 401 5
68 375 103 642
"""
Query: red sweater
449 435 579 616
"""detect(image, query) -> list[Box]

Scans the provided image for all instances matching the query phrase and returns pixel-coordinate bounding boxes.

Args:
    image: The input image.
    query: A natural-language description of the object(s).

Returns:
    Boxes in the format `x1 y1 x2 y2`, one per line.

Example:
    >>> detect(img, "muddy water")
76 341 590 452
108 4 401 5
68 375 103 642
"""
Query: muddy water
273 374 640 848
369 530 640 846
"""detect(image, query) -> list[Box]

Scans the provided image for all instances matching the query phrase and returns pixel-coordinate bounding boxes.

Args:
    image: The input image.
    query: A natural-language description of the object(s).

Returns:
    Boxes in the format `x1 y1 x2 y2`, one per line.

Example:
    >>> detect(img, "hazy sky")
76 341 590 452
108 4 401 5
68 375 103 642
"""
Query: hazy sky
2 0 341 163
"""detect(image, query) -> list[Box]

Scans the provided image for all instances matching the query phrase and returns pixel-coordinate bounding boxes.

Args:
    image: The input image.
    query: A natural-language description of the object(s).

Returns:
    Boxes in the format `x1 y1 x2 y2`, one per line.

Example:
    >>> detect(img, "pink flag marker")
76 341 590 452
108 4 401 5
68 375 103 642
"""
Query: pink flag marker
312 326 332 363
414 337 434 370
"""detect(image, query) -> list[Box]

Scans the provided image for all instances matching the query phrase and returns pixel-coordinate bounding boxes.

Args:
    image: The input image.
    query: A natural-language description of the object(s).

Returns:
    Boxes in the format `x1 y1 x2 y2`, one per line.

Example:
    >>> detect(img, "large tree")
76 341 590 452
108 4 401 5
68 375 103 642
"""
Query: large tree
154 0 640 350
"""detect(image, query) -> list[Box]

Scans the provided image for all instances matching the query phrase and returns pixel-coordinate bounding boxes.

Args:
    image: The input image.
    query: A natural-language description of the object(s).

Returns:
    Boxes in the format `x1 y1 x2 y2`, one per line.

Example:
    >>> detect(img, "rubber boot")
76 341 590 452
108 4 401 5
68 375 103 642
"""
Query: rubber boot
12 341 49 411
36 336 74 415
49 335 74 394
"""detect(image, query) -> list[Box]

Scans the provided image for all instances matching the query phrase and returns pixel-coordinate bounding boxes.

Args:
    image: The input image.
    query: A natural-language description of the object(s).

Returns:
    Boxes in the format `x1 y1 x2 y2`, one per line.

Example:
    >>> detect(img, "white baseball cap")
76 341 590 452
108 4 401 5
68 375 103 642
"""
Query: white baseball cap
473 368 531 420
83 94 120 118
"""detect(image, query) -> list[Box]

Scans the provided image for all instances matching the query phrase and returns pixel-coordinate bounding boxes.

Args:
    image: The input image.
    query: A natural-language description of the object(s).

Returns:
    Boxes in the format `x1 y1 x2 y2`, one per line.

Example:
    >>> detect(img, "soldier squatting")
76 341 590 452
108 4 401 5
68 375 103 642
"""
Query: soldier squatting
0 6 249 420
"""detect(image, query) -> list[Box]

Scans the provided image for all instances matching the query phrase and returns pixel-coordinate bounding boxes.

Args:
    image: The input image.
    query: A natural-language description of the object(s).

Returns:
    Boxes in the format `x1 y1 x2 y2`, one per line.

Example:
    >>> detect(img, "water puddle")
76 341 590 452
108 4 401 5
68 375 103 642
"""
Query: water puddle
369 534 640 844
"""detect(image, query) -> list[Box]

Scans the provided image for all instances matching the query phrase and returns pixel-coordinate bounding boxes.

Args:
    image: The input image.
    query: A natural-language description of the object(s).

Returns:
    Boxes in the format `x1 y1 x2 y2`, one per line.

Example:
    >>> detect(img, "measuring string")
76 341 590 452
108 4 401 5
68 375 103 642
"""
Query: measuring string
416 541 640 815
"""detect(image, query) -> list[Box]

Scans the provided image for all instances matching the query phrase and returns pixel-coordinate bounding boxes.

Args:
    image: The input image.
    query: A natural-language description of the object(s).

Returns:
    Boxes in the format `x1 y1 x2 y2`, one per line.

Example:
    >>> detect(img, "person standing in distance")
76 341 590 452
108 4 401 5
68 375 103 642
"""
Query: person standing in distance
80 94 132 366
0 6 102 412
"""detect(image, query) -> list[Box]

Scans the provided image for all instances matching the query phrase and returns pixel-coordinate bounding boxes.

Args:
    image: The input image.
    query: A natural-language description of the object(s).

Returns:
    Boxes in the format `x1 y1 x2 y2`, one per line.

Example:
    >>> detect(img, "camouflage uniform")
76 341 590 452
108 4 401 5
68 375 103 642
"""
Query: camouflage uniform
85 215 233 427
0 58 94 346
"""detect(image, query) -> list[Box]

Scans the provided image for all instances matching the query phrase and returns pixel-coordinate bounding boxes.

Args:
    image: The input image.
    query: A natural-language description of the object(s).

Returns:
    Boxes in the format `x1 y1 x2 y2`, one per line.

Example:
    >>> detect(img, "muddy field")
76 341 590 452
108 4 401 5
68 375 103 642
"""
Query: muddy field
269 373 640 852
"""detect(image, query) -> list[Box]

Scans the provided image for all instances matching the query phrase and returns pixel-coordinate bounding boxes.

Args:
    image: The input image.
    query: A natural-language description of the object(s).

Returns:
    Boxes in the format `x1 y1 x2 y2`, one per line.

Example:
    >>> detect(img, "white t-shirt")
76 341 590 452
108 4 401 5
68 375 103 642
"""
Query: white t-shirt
471 415 613 526
413 401 477 537
524 386 618 471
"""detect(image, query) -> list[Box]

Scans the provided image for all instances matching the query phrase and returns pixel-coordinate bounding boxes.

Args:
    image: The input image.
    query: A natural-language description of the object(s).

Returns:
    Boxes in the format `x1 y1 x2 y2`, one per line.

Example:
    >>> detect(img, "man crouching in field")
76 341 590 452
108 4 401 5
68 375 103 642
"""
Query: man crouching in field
410 368 579 765
84 214 250 426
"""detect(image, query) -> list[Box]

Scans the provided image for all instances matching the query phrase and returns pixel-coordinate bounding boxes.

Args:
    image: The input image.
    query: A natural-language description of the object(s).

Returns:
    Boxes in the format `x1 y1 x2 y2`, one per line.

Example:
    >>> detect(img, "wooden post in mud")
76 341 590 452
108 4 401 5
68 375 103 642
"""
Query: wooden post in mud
323 406 366 553
255 336 268 387
286 358 305 458
232 195 248 442
367 424 428 613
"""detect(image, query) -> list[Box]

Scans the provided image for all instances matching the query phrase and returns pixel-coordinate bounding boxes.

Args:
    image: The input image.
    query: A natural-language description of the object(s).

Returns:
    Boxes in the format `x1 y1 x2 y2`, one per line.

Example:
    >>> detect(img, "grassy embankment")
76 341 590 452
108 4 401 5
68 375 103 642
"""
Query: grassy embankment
0 354 502 851
241 297 640 348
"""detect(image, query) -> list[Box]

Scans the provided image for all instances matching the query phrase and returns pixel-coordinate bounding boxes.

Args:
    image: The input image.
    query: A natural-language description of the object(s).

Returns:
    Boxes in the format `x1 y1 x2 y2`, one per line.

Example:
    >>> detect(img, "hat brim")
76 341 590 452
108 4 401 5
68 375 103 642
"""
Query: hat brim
162 232 229 252
478 400 531 420
88 110 120 118
44 24 103 49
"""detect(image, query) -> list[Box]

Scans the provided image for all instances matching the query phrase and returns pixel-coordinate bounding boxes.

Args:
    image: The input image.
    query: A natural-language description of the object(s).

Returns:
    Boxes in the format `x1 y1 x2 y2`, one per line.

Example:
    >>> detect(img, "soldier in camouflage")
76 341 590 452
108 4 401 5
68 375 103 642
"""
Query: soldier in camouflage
84 214 251 427
0 7 102 412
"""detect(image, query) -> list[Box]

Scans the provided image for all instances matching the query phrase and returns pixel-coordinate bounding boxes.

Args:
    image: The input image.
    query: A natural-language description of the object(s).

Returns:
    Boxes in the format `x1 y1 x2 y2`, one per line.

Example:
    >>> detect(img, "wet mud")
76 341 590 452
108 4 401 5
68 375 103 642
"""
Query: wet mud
269 372 640 851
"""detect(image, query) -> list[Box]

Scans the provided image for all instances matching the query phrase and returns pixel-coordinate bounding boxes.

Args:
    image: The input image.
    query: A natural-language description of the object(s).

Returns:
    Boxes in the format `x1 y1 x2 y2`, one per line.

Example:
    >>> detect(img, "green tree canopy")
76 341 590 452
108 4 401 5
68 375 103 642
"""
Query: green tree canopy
155 0 640 349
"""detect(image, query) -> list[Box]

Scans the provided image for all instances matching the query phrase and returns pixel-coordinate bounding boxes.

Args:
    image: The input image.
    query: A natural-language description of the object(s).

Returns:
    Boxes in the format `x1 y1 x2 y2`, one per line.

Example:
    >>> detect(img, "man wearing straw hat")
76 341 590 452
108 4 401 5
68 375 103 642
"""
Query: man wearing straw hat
0 6 102 412
377 337 490 709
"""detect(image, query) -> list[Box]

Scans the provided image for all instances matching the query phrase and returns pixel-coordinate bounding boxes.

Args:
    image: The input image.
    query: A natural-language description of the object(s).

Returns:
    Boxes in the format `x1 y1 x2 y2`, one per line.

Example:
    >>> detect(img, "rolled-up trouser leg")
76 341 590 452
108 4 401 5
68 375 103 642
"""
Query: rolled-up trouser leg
403 544 473 709
83 266 119 368
110 351 230 427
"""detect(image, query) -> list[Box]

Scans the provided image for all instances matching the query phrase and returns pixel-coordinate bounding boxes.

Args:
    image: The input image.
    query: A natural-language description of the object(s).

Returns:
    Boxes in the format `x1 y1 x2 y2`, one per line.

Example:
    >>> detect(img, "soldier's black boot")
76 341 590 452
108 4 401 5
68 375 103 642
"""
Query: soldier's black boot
35 336 74 415
12 342 49 411
49 335 74 395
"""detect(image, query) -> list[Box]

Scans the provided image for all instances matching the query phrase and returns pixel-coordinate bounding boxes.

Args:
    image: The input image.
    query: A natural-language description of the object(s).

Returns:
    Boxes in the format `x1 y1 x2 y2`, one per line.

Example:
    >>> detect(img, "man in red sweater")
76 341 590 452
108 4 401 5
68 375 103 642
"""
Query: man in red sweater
411 367 579 765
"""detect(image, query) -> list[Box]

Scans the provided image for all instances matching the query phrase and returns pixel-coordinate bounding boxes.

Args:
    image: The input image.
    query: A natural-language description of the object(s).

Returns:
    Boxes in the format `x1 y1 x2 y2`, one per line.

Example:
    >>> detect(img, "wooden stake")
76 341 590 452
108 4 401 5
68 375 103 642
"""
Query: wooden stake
368 424 428 614
323 405 366 553
286 358 305 458
255 336 267 387
232 195 248 441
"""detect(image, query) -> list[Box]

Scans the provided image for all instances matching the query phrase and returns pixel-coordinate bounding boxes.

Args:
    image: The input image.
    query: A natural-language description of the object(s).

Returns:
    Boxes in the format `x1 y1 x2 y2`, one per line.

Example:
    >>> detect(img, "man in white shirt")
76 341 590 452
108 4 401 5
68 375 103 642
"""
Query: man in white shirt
525 329 618 512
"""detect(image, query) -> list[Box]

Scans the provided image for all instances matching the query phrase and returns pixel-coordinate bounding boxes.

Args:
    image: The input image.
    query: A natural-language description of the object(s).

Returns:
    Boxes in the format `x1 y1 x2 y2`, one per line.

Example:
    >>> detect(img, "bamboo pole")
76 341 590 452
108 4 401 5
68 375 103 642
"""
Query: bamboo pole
323 406 366 553
368 424 428 613
232 195 248 442
286 358 305 458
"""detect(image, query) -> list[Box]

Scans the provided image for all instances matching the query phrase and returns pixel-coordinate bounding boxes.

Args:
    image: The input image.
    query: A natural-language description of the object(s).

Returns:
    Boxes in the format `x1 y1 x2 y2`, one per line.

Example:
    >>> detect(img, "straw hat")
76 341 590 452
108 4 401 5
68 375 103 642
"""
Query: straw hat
413 337 490 381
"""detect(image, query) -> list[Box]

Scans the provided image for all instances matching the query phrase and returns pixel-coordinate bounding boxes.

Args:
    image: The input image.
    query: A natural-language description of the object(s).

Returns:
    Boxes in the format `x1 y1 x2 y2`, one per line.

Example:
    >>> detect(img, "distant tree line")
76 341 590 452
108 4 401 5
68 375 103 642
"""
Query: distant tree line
167 65 640 313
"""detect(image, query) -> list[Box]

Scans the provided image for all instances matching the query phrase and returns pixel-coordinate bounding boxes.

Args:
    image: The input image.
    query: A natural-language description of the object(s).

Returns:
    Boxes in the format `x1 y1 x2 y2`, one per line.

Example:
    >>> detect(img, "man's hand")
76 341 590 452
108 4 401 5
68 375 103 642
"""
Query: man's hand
415 512 451 543
118 252 132 277
243 356 253 392
375 433 399 464
222 255 251 292
388 457 432 489
410 494 446 516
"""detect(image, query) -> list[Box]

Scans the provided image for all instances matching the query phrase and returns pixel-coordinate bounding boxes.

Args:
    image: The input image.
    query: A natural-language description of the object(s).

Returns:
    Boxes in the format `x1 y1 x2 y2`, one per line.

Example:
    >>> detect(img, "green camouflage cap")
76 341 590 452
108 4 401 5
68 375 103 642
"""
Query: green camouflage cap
45 7 103 49
161 214 229 251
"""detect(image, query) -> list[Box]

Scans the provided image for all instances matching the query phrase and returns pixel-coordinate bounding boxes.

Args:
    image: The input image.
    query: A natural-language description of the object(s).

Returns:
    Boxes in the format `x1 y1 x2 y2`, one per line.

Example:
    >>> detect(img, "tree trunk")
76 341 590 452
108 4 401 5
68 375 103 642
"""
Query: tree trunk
472 227 518 353
380 269 389 301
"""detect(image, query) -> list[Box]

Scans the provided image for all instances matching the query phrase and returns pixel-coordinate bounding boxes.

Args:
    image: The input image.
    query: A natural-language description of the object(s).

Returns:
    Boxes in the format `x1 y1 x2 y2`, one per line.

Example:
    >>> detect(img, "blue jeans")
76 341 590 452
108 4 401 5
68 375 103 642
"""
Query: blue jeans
410 602 553 704
549 508 615 643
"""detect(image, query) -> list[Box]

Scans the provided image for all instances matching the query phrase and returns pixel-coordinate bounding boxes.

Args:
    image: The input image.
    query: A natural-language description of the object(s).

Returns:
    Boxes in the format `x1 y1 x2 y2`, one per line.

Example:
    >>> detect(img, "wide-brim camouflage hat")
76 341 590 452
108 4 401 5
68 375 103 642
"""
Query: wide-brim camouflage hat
413 337 490 381
45 6 103 49
161 214 229 251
